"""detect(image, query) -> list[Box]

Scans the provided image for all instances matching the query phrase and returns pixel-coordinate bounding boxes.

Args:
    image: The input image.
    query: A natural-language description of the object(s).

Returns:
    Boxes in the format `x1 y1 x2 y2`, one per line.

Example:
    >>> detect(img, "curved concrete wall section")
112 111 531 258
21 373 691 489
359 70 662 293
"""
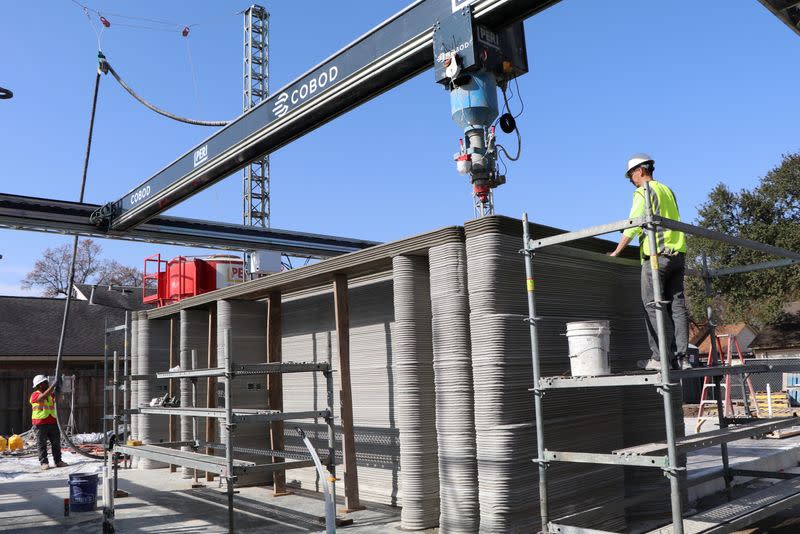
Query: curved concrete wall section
216 299 270 486
392 255 440 530
179 309 209 478
130 312 139 468
429 242 479 534
137 315 171 469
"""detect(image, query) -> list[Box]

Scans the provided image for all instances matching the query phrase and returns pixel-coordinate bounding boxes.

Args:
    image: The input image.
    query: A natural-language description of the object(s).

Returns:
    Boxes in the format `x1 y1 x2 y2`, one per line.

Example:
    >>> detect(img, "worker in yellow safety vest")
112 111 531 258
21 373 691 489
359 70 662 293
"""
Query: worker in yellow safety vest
30 374 67 470
609 154 690 372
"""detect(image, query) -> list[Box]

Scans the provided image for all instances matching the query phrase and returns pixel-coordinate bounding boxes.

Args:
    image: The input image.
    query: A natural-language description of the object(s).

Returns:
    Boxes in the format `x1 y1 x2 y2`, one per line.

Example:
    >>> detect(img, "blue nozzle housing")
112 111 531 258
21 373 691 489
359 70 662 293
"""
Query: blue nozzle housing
450 71 499 132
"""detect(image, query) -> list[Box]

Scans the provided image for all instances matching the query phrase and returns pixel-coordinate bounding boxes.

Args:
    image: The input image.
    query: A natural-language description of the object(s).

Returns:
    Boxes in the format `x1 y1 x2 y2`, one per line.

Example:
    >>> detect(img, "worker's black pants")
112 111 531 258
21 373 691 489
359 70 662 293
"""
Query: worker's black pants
34 423 62 465
641 253 689 363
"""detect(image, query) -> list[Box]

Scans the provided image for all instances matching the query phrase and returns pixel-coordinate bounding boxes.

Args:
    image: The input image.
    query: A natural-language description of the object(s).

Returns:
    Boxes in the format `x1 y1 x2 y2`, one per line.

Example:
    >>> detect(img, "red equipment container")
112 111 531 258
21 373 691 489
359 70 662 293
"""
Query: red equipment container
143 254 245 307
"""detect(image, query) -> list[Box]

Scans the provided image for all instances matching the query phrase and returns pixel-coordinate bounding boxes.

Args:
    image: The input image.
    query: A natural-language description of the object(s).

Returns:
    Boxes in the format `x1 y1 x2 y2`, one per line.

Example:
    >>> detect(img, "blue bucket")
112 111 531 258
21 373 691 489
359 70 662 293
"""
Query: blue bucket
68 472 99 513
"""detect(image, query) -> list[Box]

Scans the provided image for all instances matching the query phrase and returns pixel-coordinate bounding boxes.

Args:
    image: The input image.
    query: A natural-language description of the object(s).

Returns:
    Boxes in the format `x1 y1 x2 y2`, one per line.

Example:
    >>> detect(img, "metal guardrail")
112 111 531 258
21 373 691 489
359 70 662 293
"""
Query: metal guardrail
154 361 331 379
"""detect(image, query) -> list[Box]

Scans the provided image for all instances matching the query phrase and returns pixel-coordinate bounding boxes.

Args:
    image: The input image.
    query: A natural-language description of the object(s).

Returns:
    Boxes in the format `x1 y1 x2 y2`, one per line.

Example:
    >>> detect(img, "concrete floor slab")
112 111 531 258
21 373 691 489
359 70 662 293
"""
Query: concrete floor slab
684 417 800 501
0 463 407 533
5 420 800 533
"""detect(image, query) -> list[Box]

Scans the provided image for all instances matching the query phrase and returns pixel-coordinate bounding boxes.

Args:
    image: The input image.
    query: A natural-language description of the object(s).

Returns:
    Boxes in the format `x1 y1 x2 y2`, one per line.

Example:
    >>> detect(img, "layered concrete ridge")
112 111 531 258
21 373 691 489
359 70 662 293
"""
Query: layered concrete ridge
136 313 170 469
217 300 271 486
133 216 675 532
465 222 628 532
179 309 208 478
429 242 479 533
392 255 440 529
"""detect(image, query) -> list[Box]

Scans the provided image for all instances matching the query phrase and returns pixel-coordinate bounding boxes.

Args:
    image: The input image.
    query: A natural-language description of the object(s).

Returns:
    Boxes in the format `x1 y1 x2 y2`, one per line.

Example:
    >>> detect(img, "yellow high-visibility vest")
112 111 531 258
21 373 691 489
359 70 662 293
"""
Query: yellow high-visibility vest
30 392 56 424
622 180 687 262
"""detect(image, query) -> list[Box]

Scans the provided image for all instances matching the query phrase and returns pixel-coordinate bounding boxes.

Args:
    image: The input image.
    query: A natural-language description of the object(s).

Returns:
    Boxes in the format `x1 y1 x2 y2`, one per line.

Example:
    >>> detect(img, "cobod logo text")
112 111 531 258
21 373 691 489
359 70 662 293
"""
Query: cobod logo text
272 66 339 118
437 41 470 63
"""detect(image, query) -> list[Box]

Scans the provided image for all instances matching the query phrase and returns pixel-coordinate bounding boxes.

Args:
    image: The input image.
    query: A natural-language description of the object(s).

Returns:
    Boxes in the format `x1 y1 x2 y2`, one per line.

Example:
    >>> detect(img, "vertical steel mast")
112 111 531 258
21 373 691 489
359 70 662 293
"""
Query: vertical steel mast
243 5 270 230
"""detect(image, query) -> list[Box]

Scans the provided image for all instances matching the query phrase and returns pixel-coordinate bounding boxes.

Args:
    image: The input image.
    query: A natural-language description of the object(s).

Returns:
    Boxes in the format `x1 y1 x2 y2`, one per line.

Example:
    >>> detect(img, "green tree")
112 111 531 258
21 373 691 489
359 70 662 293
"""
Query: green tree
686 153 800 326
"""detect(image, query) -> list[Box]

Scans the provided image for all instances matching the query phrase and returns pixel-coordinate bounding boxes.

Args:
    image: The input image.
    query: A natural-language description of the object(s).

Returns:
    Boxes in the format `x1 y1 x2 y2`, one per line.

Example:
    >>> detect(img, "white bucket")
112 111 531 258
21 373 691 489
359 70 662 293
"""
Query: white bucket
565 320 611 376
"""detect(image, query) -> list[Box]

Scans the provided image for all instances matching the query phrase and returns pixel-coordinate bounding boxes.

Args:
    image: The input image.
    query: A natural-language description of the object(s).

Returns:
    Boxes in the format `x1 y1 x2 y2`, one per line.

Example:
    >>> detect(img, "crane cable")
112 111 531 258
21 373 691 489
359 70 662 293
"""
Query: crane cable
99 55 230 127
53 56 105 461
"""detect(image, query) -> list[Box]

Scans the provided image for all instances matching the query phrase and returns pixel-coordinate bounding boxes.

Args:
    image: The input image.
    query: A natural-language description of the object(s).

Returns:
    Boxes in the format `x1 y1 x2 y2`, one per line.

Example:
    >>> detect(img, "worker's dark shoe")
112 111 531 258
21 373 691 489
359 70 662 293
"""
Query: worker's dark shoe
55 461 68 468
644 359 662 371
40 464 50 471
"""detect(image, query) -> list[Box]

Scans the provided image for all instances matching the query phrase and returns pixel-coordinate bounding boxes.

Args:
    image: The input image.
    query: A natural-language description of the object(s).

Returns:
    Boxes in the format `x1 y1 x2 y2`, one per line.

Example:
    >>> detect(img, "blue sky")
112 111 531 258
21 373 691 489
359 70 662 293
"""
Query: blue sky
1 0 799 296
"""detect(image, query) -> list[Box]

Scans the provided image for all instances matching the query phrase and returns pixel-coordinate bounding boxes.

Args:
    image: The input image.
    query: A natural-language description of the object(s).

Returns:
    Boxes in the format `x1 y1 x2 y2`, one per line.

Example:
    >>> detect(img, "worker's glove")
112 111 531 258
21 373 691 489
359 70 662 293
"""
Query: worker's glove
52 377 60 393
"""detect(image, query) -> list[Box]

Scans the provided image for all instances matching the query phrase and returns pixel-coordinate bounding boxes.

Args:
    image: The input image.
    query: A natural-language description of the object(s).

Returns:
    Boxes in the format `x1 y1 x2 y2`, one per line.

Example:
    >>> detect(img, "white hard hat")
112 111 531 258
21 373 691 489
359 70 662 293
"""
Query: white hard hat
626 153 654 177
33 374 49 388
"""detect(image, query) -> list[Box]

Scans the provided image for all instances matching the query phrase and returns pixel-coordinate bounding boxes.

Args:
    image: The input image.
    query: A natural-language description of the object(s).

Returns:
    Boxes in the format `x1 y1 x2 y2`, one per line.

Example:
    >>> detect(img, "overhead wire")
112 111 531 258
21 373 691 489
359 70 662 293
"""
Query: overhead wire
110 23 180 33
68 1 230 126
100 11 180 27
184 36 202 111
71 0 105 51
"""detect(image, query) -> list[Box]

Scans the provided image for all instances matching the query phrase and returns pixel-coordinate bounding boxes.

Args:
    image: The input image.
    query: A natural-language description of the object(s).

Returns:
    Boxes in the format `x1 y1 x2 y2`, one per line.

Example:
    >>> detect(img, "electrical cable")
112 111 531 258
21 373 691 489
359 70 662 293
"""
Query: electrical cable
100 11 179 27
54 61 104 461
512 75 525 119
0 86 12 99
495 84 522 161
100 58 229 127
110 23 179 33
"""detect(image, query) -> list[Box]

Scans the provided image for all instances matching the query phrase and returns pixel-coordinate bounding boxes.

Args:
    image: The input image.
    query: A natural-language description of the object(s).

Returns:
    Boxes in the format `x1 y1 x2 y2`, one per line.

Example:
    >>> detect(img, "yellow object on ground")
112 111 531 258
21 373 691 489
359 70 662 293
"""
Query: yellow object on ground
126 439 143 446
0 436 6 452
8 434 23 451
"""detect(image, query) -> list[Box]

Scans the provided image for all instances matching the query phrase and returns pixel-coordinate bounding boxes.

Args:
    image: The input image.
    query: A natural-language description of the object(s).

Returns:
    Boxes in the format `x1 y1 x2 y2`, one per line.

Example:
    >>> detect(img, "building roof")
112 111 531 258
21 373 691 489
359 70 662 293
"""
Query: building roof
750 314 800 351
74 284 152 311
695 323 756 355
0 295 125 357
689 322 709 347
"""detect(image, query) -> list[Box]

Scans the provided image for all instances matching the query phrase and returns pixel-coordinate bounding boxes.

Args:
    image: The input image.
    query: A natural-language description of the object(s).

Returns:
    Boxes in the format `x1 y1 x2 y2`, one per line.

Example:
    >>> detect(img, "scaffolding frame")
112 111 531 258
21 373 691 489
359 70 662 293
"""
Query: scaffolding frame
111 328 338 534
521 181 800 534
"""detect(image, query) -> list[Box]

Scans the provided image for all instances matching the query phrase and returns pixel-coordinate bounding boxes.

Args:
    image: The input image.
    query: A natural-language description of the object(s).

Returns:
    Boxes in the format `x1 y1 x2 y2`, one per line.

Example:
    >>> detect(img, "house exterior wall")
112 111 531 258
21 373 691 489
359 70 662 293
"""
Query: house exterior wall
754 348 800 359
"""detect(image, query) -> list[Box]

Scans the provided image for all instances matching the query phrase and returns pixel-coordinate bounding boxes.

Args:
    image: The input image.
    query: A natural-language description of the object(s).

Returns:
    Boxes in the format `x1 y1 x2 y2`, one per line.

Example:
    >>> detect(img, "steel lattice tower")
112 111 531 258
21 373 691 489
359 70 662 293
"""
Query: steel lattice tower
243 5 270 228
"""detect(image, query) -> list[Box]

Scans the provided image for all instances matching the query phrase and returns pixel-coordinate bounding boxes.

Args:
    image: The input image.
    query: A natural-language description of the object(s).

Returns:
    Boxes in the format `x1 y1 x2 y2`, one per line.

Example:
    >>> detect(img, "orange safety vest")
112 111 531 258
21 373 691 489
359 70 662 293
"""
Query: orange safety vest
30 391 56 425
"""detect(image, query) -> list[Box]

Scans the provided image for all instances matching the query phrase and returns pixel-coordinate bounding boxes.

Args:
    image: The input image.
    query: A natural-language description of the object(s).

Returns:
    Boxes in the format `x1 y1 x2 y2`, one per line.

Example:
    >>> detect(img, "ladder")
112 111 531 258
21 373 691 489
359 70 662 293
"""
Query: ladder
696 333 759 432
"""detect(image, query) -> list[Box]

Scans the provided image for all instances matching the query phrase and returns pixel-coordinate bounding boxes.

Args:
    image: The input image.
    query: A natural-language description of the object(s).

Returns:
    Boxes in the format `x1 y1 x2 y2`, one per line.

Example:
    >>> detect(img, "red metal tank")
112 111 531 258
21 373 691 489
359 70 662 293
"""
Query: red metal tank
143 254 244 307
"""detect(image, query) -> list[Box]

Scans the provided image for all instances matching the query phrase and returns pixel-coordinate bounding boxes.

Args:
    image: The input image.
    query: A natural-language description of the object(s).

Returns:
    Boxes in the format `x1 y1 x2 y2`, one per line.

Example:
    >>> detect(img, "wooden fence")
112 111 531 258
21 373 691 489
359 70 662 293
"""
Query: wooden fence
0 369 105 436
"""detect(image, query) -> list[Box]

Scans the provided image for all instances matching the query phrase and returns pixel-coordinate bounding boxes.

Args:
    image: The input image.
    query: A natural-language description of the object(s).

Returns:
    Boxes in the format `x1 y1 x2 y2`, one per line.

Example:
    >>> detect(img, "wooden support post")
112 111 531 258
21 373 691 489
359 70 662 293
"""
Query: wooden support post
333 273 362 511
88 375 96 434
22 379 28 434
267 291 287 495
168 316 177 472
206 303 217 482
